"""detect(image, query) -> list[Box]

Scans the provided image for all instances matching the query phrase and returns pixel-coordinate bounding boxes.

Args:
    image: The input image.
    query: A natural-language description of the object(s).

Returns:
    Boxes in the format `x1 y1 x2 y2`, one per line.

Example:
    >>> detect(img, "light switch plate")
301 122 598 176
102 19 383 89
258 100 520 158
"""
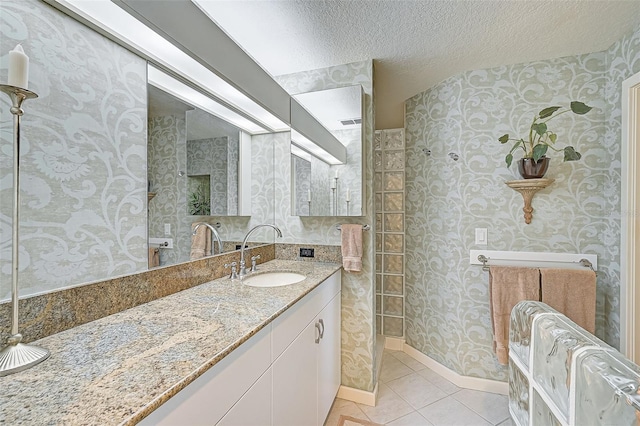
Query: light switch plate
164 223 171 235
475 228 487 245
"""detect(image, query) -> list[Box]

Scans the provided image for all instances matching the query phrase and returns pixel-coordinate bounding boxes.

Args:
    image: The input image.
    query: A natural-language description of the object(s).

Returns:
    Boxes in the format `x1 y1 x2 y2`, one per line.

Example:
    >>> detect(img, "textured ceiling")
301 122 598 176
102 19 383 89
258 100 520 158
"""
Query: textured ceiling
196 0 640 129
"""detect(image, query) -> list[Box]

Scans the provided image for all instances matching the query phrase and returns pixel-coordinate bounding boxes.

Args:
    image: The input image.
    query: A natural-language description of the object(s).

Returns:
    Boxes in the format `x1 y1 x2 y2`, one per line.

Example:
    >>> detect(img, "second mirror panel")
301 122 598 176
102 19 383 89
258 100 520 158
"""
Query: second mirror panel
291 85 363 217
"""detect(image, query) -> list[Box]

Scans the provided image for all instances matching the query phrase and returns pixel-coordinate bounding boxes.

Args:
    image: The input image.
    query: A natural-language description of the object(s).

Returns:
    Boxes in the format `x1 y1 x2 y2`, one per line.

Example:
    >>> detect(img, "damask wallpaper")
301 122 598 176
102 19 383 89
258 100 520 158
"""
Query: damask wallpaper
405 24 640 382
148 115 188 266
0 0 147 300
292 155 311 216
215 132 277 245
275 61 377 392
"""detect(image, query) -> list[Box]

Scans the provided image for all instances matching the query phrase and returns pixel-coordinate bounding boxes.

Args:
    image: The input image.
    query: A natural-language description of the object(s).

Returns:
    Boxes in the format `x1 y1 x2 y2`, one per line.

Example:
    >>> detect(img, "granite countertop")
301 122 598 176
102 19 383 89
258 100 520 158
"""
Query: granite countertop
0 260 341 425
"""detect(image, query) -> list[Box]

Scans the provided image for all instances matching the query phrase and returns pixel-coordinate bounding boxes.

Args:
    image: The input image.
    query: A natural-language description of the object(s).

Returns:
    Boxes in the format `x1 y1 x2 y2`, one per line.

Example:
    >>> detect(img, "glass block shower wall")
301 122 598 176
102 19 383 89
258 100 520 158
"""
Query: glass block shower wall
374 129 405 337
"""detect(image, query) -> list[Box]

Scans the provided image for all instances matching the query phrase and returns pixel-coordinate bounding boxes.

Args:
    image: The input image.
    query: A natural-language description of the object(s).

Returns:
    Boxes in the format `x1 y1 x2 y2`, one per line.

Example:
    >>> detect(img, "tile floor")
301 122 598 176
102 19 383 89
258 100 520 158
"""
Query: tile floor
325 349 513 426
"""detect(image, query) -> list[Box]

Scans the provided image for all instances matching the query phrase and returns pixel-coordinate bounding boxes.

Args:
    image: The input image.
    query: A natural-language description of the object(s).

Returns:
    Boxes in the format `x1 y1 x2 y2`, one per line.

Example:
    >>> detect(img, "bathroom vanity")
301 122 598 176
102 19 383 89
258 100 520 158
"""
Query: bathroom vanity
0 260 341 425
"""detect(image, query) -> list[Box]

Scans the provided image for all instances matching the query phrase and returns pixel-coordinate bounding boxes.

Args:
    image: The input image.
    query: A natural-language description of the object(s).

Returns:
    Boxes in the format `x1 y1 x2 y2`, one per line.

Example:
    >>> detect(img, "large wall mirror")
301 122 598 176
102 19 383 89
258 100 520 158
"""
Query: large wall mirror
290 85 364 216
147 68 274 268
0 0 278 301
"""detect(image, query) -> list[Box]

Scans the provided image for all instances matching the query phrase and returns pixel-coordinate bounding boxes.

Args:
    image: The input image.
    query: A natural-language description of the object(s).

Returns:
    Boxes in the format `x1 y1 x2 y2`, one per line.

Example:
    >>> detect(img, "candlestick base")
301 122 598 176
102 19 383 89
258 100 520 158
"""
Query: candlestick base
0 84 38 100
0 334 49 376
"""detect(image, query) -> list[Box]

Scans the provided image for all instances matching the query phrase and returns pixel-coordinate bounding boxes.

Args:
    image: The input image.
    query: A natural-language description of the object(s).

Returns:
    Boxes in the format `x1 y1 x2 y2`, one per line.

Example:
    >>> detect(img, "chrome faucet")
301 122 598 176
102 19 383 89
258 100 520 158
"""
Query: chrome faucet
192 222 224 255
239 224 282 278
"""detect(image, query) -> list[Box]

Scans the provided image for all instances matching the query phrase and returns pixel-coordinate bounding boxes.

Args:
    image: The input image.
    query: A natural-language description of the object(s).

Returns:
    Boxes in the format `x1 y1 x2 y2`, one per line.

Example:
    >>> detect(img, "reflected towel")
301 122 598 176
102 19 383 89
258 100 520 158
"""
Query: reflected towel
148 248 160 268
190 223 212 260
489 266 540 364
341 224 363 272
541 268 596 334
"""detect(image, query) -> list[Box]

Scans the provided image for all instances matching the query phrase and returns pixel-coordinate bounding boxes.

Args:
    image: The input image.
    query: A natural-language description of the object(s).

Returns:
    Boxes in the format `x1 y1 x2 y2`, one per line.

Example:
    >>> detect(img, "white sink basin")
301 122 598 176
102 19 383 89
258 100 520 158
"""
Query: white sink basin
242 271 306 287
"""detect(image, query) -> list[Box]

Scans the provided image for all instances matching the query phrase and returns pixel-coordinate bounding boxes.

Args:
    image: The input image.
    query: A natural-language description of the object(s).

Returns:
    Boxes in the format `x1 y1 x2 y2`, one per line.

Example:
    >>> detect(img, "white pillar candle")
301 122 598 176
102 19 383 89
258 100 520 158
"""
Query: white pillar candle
307 189 311 202
330 179 336 189
8 44 29 89
334 170 339 179
346 189 351 202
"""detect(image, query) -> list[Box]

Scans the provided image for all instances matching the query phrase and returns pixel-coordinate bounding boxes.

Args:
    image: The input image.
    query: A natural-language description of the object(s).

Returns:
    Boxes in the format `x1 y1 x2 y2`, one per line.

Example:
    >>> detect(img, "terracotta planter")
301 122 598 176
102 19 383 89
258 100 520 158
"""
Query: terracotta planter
518 157 550 179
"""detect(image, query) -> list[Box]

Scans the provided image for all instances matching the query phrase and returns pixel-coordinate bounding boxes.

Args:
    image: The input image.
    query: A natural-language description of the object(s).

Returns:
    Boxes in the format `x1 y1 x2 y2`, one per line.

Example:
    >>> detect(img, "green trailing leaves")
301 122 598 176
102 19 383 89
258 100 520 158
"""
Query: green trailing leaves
506 153 513 168
549 133 557 144
570 101 592 115
498 134 509 143
563 146 581 161
532 144 548 162
538 106 561 119
531 122 547 136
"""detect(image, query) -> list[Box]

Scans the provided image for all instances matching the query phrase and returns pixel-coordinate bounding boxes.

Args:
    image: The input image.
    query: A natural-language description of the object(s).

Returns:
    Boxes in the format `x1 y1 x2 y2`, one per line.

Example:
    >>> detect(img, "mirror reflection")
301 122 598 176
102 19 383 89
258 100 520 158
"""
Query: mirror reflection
148 84 263 268
291 85 363 216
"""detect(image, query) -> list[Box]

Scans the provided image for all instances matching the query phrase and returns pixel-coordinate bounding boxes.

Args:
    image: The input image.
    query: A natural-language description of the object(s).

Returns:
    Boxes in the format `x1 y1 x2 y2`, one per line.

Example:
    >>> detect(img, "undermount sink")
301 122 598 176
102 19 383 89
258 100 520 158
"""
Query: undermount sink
242 271 306 287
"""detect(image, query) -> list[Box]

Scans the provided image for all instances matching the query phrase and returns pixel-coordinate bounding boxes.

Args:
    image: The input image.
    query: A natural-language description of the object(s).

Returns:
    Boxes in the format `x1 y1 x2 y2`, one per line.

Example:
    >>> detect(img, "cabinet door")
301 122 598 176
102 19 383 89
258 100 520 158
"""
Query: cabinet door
139 325 271 426
217 369 272 426
317 292 341 426
272 319 318 426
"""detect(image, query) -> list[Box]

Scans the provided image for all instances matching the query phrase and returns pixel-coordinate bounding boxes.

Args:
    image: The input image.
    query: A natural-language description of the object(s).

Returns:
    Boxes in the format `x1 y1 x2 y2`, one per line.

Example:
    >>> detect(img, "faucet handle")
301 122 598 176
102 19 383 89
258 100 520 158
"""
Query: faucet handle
250 255 261 272
224 262 238 280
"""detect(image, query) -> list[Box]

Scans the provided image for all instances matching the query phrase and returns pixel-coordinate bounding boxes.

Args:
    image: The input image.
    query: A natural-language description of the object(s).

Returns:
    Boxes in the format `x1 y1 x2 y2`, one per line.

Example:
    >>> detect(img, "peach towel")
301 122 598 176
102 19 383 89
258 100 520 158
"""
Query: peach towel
148 248 160 268
540 268 596 334
190 223 212 260
341 224 363 272
489 266 541 364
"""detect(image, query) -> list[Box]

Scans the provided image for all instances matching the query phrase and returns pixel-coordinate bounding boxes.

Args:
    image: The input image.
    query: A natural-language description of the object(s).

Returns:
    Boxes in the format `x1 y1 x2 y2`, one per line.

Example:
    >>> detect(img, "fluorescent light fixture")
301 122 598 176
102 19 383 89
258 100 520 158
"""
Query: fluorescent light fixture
290 144 312 162
291 130 343 165
50 0 289 133
148 65 264 134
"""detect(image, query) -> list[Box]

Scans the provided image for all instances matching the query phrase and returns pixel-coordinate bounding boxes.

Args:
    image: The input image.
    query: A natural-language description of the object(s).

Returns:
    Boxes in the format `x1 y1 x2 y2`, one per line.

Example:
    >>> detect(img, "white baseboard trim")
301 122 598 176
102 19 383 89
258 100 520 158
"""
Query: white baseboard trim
384 337 405 350
403 344 509 395
337 383 378 406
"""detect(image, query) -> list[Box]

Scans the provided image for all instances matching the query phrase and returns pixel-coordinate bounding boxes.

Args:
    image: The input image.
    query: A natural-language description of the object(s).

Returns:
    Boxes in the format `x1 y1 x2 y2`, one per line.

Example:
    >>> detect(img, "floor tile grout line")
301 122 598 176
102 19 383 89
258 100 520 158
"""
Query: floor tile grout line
451 390 511 426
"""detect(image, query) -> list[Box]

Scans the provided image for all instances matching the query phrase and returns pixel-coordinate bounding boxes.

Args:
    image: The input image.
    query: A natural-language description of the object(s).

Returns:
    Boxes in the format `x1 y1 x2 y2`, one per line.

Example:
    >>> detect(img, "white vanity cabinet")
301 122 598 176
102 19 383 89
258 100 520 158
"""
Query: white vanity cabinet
272 270 341 426
139 270 341 426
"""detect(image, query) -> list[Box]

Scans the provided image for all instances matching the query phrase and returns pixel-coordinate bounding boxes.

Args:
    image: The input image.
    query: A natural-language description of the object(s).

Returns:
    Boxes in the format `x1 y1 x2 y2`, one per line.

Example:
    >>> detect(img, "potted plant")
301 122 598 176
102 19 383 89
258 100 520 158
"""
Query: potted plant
498 101 592 179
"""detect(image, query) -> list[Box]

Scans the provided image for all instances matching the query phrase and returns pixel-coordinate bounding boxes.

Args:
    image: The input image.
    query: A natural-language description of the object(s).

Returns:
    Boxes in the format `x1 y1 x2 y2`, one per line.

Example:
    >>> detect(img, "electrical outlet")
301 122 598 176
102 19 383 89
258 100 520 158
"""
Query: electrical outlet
235 244 249 250
299 248 315 258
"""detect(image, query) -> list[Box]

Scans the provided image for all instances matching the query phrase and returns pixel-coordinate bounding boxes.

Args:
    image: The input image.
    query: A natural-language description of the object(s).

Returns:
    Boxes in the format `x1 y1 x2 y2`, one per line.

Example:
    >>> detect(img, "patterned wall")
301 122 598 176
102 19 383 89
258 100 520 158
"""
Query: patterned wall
602 26 640 347
187 137 231 215
404 24 640 381
0 0 147 300
275 61 377 392
374 129 406 338
292 155 311 216
148 115 188 266
214 132 277 245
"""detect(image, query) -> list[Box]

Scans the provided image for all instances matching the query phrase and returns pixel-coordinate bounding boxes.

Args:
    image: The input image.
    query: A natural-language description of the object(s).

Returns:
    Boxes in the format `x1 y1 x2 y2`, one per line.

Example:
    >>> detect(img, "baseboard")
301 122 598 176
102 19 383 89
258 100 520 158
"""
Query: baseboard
403 344 509 395
337 383 378 406
384 336 405 350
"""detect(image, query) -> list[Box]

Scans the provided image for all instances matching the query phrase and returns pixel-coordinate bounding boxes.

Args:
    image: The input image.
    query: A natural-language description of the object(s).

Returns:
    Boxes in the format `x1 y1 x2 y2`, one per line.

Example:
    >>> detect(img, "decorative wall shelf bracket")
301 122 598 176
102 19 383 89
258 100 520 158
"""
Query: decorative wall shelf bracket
505 178 554 224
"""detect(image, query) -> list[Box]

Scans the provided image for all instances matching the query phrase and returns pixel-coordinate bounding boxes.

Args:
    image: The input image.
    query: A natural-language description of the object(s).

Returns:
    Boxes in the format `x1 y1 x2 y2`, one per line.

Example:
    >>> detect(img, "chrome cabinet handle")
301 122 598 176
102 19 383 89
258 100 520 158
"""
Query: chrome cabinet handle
318 319 325 339
315 322 322 344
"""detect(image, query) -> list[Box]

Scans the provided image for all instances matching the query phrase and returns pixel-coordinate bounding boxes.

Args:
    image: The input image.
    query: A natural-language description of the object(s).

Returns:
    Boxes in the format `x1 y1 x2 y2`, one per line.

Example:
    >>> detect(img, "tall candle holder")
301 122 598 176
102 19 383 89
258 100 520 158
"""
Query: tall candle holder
333 177 339 216
0 84 49 376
